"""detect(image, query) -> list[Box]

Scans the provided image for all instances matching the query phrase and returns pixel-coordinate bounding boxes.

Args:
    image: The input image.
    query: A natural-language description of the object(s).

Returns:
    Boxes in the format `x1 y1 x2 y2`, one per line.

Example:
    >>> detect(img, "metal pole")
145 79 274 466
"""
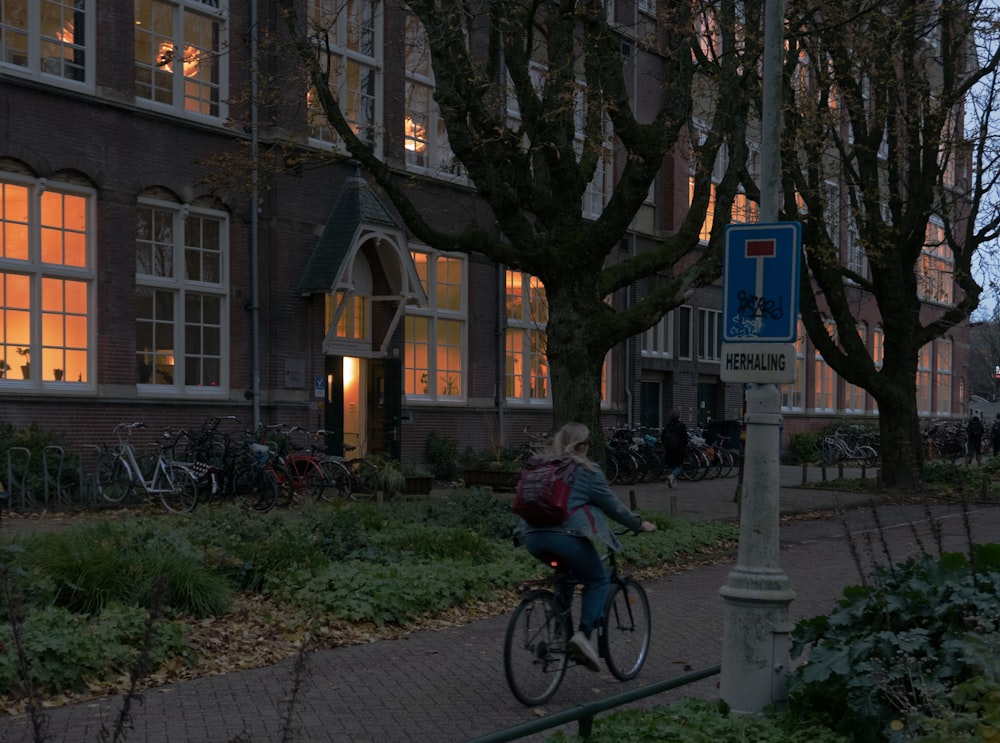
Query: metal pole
719 0 796 713
250 0 261 430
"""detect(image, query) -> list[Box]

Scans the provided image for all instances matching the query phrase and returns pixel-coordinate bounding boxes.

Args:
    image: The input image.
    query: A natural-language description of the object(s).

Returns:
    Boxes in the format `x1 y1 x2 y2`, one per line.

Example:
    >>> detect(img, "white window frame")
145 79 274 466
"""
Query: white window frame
641 311 672 358
917 342 932 414
843 324 867 414
134 0 227 121
404 248 467 403
306 0 382 155
505 269 550 406
918 218 954 305
934 338 952 416
697 308 722 362
0 0 95 88
402 12 465 181
781 320 806 412
811 320 837 413
135 198 229 396
0 173 96 389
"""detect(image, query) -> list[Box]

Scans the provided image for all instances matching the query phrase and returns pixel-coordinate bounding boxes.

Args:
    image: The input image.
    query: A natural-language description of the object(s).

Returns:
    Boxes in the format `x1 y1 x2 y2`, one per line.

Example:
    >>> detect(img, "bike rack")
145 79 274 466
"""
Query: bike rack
6 447 32 508
42 445 72 507
468 664 721 742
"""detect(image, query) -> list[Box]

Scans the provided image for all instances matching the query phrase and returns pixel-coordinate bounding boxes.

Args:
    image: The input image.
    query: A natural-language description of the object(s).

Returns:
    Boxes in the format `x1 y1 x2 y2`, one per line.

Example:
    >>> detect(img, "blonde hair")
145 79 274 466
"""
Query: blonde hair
548 422 597 470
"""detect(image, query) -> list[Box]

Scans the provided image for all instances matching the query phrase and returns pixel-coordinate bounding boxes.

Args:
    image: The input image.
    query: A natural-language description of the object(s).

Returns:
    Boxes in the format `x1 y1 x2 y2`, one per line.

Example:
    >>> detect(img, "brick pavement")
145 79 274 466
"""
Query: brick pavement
2 466 990 743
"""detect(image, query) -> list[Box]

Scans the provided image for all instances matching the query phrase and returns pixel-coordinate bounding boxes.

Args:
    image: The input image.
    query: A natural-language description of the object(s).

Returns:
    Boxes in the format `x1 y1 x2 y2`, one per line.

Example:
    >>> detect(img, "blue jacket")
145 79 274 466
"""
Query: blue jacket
515 461 643 551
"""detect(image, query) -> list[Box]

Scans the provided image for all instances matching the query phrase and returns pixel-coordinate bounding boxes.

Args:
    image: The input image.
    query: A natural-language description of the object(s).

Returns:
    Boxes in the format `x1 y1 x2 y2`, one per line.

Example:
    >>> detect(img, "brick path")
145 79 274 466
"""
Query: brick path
2 466 994 743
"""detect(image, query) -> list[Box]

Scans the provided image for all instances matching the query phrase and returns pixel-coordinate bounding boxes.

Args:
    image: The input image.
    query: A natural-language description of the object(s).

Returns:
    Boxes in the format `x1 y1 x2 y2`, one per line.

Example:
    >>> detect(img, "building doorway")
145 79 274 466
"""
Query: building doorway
323 355 401 460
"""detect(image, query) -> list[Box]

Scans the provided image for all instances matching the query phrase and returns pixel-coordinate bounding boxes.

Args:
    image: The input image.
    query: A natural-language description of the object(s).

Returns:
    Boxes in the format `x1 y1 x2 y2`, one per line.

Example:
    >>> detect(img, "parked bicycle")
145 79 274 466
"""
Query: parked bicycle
173 416 278 512
96 422 199 513
503 532 652 706
817 426 880 467
264 426 352 503
314 431 379 495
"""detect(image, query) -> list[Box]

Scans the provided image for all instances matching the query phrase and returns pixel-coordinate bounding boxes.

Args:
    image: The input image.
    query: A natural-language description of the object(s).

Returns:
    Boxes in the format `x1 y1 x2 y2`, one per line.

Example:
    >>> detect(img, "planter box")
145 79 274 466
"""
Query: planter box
463 468 521 491
402 475 435 495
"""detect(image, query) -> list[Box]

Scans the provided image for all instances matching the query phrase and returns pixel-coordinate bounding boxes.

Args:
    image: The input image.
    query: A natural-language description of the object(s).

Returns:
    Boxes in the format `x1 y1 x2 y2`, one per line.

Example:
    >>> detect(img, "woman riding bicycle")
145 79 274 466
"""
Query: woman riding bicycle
515 421 656 671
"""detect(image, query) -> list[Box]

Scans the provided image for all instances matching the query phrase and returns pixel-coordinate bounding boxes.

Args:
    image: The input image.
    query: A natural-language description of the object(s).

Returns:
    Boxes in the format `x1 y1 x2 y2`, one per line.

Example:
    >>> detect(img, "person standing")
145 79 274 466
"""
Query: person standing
967 413 984 465
992 413 1000 457
661 409 688 488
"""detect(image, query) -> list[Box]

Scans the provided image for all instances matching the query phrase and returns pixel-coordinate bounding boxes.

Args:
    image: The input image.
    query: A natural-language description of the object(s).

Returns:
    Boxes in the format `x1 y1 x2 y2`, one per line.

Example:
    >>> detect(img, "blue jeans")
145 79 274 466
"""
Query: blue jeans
521 531 609 637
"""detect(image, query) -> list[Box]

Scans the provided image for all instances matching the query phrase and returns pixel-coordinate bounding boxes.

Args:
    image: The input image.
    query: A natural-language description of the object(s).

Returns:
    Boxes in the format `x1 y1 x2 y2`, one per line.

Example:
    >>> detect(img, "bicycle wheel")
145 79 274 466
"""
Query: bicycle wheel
599 578 651 680
232 465 278 513
295 460 333 502
347 458 378 494
503 590 570 706
270 460 295 507
680 447 706 481
857 444 879 467
158 462 199 514
320 459 353 500
96 452 134 503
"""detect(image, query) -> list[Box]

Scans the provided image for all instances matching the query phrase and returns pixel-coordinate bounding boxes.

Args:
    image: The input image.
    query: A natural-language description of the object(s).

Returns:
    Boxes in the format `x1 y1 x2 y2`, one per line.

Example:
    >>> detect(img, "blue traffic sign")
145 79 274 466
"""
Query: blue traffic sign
722 222 802 343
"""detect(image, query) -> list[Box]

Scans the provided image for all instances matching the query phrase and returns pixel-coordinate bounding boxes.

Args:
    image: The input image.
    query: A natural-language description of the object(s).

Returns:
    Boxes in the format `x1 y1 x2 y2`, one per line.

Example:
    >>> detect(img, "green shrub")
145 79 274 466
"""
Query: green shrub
789 544 1000 742
24 521 233 617
419 489 518 540
546 698 851 742
370 523 503 563
426 431 460 480
784 431 822 464
0 603 188 694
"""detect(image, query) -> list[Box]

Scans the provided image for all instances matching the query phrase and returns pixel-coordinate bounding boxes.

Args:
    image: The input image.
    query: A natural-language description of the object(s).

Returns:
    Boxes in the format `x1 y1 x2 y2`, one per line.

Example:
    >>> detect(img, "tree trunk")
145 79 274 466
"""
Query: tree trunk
545 286 608 459
874 370 924 491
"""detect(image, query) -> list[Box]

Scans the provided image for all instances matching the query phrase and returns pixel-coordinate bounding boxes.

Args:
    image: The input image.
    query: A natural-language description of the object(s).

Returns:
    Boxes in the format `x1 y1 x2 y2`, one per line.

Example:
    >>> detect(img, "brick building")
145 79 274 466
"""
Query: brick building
0 0 969 470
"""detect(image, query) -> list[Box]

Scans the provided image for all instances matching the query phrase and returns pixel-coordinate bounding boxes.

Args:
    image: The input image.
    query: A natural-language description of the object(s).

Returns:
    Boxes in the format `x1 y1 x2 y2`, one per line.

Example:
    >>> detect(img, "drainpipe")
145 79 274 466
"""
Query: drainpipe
249 0 261 430
497 262 505 446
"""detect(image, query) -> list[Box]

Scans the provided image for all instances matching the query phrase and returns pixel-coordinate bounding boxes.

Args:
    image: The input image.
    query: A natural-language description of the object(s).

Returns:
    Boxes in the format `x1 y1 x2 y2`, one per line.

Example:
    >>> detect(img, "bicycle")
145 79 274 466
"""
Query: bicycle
503 532 652 706
96 422 199 514
268 426 352 503
174 417 279 513
313 431 379 495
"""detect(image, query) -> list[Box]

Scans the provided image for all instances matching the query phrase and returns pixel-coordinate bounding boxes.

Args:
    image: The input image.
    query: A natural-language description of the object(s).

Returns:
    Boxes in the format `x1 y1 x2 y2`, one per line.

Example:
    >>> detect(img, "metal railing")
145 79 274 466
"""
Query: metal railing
467 663 721 742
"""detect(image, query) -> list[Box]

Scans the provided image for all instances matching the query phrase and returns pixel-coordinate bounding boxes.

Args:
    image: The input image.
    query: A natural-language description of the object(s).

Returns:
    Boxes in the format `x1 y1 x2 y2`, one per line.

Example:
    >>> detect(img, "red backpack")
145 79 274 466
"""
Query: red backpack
512 454 578 527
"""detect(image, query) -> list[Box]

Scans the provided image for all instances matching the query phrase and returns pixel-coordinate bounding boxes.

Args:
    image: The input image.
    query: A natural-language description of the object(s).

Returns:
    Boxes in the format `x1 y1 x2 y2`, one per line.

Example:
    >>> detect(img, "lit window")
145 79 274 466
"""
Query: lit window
505 270 549 404
871 325 883 414
403 13 463 177
812 320 836 412
917 343 932 414
307 0 380 151
843 324 866 413
404 250 465 400
0 0 92 84
781 320 806 411
935 338 952 415
0 176 93 385
134 0 225 118
136 199 228 392
918 220 953 304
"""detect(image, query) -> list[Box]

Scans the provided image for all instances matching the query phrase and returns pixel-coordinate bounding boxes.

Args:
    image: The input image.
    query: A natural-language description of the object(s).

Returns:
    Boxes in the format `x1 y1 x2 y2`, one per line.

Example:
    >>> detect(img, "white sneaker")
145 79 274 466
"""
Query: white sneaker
668 475 677 489
568 631 600 672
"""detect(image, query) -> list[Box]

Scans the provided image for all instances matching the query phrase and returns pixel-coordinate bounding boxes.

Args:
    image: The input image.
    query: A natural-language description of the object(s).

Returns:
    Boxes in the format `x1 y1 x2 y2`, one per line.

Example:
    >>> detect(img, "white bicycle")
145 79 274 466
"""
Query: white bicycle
96 422 199 513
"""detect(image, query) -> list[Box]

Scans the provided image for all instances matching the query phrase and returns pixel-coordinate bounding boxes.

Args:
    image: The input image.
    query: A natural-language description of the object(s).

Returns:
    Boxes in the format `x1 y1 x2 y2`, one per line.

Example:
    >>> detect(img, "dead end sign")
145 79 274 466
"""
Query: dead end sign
723 222 802 343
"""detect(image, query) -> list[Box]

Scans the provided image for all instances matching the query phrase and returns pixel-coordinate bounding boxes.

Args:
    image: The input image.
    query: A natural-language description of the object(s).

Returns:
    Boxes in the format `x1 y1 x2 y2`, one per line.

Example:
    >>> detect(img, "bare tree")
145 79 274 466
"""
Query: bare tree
781 0 1000 488
273 0 756 444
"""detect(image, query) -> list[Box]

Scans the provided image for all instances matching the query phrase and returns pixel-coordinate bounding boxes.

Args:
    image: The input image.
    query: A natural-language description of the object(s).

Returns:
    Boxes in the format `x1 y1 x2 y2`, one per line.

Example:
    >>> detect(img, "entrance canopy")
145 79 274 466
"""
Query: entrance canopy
299 168 427 357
